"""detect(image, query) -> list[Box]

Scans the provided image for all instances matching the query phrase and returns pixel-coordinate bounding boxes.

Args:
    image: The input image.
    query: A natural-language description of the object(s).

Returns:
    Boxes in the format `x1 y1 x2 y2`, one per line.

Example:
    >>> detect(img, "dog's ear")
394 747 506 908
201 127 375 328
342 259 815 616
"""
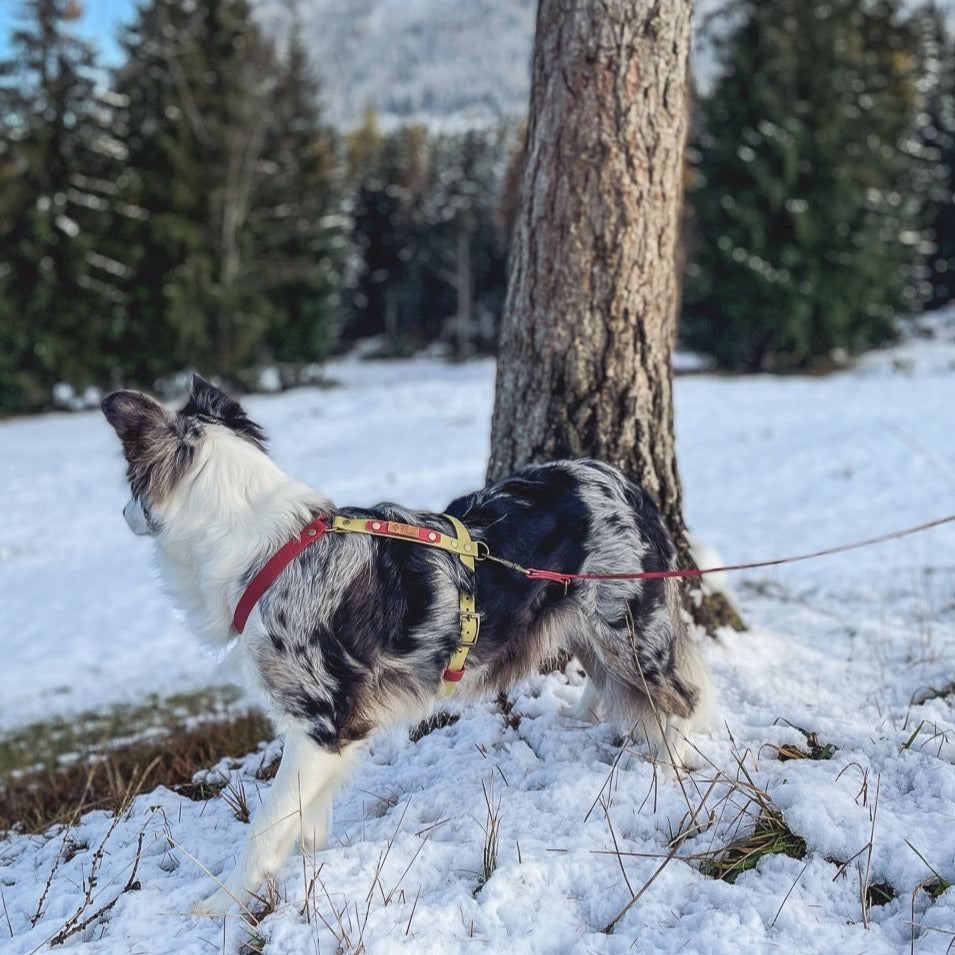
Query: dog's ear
181 374 267 449
102 390 169 452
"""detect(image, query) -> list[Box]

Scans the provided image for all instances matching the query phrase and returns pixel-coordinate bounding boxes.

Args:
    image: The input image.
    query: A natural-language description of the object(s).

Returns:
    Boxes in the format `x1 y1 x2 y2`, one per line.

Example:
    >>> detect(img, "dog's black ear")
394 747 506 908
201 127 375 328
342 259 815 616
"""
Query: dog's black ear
185 374 231 418
181 374 267 449
102 390 169 449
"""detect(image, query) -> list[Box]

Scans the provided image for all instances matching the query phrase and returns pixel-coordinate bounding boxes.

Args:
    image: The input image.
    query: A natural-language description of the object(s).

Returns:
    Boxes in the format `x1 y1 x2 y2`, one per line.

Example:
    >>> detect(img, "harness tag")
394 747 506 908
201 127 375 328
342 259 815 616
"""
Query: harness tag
363 519 444 545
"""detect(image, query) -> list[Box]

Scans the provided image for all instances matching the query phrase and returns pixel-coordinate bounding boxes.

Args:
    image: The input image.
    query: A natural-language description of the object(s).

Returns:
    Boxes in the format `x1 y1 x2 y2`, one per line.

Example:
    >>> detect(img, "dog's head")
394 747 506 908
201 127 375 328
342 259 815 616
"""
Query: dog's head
102 375 267 536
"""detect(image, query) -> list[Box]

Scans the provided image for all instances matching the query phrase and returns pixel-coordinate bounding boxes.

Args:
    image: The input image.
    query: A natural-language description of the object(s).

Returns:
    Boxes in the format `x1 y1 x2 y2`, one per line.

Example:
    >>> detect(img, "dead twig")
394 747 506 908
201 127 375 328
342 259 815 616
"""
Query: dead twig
600 842 682 934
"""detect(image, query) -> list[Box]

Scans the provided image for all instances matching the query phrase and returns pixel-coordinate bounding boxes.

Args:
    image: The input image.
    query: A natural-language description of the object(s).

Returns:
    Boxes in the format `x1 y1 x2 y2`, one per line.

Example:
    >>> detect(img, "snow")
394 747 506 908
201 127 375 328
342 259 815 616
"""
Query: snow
2 314 955 953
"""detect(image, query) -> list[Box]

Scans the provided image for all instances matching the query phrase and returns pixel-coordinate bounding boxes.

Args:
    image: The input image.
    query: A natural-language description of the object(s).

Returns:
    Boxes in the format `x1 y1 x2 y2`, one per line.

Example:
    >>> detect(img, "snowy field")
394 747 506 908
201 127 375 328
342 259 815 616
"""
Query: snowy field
2 314 955 953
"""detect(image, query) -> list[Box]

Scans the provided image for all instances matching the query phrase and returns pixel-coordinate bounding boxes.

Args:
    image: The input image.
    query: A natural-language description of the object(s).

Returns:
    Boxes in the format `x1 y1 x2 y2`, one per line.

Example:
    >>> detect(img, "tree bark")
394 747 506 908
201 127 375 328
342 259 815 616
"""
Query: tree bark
488 0 742 631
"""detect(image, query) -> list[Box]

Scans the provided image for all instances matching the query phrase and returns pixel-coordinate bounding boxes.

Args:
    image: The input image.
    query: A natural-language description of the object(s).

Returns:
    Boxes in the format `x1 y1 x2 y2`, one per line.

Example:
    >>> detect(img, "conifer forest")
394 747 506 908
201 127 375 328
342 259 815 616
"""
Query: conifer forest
1 0 954 412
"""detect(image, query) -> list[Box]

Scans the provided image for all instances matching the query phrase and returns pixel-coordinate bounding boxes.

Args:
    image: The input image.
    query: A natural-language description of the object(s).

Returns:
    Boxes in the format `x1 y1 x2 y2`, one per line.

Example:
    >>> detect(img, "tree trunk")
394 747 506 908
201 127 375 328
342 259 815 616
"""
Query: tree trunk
487 0 742 632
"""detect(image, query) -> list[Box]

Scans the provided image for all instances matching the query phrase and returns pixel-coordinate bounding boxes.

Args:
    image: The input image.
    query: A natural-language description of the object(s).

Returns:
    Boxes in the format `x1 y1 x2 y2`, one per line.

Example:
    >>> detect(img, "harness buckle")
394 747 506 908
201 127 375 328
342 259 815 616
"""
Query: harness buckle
459 610 481 645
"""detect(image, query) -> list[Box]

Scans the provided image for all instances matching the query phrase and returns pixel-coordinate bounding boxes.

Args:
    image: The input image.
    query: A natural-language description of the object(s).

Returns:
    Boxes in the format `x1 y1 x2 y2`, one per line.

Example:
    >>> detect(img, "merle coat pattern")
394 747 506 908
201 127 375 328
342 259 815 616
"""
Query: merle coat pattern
102 375 712 915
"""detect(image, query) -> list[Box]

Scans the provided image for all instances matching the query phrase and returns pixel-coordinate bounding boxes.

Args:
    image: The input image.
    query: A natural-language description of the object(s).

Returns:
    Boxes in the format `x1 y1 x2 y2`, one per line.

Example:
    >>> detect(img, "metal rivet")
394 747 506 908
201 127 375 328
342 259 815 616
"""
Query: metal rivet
429 532 438 541
308 529 317 536
372 522 382 530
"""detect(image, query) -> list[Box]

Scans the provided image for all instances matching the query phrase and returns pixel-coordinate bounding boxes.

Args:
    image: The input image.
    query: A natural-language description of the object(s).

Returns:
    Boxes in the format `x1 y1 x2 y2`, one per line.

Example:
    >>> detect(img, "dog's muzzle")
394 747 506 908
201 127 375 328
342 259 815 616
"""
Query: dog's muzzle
124 497 158 536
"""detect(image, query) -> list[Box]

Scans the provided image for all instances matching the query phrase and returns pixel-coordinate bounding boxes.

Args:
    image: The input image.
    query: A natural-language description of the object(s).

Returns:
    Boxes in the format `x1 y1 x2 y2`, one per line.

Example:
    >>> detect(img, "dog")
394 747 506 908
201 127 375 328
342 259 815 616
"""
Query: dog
102 374 713 915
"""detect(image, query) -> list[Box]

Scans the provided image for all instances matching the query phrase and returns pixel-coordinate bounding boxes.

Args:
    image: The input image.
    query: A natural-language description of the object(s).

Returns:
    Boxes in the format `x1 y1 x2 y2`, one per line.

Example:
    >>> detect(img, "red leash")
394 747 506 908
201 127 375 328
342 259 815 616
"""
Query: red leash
494 512 955 587
232 511 955 634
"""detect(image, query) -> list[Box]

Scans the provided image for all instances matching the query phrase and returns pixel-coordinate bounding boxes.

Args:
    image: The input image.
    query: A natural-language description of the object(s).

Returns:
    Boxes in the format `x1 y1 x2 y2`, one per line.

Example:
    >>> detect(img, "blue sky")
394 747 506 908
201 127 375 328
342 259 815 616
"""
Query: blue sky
0 0 136 66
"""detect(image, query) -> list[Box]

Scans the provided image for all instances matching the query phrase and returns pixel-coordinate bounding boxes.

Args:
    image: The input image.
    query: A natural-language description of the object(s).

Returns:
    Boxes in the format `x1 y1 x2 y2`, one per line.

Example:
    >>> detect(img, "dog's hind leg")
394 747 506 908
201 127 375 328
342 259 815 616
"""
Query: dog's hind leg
563 674 602 723
567 597 713 771
192 729 353 916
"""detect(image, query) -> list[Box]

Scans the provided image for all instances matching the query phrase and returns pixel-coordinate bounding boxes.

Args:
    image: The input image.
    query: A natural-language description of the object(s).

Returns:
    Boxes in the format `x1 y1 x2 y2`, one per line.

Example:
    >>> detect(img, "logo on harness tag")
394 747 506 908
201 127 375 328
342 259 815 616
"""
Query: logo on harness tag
364 519 445 545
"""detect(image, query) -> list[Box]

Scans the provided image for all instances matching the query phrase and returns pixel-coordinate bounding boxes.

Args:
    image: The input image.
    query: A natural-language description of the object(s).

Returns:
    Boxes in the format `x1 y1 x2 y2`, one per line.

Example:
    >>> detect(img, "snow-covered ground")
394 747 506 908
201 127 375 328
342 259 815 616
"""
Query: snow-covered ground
2 315 955 953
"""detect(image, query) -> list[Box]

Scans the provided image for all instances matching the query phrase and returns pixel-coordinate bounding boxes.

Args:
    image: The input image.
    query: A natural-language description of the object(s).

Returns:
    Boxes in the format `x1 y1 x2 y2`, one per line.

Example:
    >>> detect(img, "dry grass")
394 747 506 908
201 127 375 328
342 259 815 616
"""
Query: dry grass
299 797 434 954
0 686 245 776
595 740 833 937
666 732 809 886
4 699 474 837
239 880 281 955
765 733 838 763
915 871 952 902
476 776 502 893
700 807 807 883
0 710 275 834
596 730 813 933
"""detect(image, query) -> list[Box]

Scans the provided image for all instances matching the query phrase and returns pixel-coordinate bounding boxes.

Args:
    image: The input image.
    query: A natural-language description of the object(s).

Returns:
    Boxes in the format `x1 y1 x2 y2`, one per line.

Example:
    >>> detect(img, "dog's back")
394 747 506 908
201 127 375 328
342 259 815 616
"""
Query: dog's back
447 459 713 760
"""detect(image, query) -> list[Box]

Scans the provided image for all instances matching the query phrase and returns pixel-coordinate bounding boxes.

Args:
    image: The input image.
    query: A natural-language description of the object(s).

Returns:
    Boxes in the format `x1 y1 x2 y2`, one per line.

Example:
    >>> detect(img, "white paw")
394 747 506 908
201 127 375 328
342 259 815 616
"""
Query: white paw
190 888 238 918
652 721 699 775
561 698 598 722
300 828 330 855
300 803 333 853
561 679 601 723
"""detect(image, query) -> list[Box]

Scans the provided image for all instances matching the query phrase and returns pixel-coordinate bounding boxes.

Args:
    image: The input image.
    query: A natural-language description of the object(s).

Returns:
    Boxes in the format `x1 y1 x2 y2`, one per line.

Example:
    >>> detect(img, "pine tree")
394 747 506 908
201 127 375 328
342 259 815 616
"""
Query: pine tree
683 0 929 371
110 0 213 382
113 0 341 383
344 124 433 352
114 0 263 378
253 25 342 371
342 120 513 355
428 127 511 357
0 0 122 410
914 3 955 309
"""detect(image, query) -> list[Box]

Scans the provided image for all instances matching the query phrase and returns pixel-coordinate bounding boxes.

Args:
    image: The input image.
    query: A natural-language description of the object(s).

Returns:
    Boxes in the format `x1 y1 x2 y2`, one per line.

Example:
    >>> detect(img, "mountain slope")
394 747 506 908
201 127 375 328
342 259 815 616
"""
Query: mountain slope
256 0 537 130
256 0 955 131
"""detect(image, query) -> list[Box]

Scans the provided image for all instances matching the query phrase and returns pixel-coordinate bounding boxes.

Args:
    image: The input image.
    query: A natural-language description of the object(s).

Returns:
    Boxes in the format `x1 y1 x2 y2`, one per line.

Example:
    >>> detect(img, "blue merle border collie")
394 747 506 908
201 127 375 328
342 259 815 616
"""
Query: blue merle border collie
102 375 713 915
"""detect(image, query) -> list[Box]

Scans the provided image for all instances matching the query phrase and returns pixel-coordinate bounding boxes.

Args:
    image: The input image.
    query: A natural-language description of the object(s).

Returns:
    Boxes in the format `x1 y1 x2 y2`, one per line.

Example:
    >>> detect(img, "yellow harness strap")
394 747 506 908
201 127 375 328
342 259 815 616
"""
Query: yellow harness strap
330 513 480 696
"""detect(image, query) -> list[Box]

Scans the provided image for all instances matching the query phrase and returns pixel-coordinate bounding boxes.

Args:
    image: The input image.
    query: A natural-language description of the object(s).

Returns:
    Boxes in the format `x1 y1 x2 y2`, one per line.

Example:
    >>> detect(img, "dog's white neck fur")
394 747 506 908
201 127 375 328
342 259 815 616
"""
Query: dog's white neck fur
153 426 331 648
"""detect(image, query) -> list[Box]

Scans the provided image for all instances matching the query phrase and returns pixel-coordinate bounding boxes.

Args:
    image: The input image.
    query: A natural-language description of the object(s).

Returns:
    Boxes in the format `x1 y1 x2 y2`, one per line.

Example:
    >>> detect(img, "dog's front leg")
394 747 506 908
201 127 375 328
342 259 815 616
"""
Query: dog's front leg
299 743 357 853
192 729 349 917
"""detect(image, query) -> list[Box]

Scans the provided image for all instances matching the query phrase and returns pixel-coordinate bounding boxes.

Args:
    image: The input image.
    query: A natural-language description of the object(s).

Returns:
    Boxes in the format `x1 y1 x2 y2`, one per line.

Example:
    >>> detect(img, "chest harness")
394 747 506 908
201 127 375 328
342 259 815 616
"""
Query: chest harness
232 514 480 697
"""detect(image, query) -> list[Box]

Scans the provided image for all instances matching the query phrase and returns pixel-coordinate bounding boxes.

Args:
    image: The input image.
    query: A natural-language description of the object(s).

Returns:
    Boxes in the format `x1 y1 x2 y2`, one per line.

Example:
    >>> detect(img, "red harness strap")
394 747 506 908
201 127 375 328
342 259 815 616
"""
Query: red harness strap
232 512 480 695
233 515 330 633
